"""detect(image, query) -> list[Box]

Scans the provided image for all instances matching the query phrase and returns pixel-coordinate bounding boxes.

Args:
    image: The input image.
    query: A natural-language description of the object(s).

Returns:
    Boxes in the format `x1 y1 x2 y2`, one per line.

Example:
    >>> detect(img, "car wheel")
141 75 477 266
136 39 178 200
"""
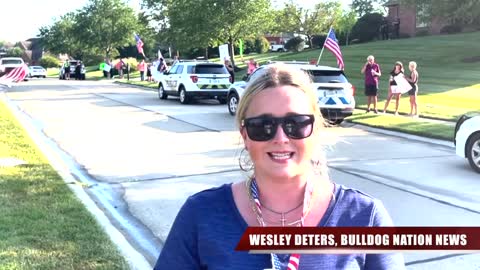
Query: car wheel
466 133 480 173
179 87 189 104
43 76 46 78
325 119 343 125
228 93 239 116
158 83 168 99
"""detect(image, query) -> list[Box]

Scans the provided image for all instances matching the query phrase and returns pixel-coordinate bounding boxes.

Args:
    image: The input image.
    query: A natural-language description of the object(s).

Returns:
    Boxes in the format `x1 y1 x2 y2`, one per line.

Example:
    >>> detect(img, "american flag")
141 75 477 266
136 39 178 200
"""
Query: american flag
0 64 29 87
324 28 344 70
134 34 145 56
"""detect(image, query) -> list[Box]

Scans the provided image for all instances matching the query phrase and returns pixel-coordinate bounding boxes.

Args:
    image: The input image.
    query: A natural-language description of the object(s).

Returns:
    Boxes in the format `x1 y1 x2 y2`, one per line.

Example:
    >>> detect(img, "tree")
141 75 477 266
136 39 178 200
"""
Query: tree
39 13 85 59
334 10 357 45
399 0 480 26
74 0 139 59
276 1 342 48
351 0 387 17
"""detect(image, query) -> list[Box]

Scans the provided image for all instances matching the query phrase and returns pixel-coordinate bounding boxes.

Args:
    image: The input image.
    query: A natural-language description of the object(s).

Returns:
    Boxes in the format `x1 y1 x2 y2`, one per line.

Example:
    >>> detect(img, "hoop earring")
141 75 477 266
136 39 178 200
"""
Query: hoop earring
239 147 254 172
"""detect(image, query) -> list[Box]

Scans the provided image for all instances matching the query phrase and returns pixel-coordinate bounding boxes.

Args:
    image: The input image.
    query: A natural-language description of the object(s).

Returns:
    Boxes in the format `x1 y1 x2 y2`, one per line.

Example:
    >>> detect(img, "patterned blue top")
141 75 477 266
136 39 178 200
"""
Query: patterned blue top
154 183 405 270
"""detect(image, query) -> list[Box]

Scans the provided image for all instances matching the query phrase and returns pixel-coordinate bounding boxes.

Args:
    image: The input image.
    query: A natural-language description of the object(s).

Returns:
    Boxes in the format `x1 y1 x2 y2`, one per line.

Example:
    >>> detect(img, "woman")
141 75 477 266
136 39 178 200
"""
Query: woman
154 64 404 270
146 63 152 82
224 57 235 82
406 61 419 117
361 55 381 113
383 61 404 115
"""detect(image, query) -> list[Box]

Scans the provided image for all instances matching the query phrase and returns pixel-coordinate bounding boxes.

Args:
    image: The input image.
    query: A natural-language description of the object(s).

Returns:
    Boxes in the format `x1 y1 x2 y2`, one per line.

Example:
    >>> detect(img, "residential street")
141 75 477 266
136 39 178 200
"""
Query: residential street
4 79 480 269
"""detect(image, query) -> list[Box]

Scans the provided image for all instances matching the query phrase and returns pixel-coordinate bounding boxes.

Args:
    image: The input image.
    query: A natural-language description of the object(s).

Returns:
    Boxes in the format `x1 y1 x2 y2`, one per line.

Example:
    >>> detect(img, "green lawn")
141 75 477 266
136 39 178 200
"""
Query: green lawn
270 31 480 121
0 100 128 269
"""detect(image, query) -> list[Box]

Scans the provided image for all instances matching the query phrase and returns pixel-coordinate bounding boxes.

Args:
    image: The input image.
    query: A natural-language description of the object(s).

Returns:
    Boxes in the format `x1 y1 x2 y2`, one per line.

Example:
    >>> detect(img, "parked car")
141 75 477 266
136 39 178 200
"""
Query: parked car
59 60 85 80
0 57 25 76
227 61 356 124
157 60 232 104
455 114 480 173
270 44 287 52
28 66 47 78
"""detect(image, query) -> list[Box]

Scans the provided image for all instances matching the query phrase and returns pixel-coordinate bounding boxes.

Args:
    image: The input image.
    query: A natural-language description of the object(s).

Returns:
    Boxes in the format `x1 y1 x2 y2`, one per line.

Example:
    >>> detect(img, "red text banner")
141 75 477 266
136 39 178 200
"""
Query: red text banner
235 227 480 253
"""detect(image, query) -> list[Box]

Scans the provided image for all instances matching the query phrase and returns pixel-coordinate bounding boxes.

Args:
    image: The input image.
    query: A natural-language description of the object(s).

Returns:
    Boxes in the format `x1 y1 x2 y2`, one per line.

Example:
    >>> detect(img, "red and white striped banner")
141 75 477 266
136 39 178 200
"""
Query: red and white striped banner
0 64 29 87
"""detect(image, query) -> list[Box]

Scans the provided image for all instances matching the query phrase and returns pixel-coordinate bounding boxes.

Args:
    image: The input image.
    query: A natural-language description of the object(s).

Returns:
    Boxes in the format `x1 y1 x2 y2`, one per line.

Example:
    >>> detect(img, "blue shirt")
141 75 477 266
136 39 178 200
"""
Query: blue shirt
154 183 405 270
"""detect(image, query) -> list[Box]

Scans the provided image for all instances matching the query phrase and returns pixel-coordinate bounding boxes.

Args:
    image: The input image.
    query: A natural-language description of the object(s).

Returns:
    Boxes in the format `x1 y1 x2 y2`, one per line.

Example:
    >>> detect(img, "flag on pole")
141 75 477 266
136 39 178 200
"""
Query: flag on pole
134 34 145 56
324 28 344 70
157 49 163 59
0 64 29 87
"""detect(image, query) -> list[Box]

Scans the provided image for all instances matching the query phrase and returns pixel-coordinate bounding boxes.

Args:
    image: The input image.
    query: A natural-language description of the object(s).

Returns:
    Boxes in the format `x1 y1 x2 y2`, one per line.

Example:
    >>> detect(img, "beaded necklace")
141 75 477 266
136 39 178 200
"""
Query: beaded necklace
247 178 315 270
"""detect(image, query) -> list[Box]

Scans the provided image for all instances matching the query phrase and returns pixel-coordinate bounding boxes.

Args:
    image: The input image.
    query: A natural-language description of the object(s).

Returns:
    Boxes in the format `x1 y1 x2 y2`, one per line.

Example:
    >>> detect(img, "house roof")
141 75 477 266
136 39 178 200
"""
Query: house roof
384 0 399 6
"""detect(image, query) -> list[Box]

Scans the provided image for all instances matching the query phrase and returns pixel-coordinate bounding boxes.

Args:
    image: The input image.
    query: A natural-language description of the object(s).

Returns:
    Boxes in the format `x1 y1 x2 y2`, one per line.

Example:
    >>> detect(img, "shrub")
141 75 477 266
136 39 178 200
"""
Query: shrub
285 37 305 52
39 55 59 68
311 35 327 48
254 36 270 54
415 29 430 37
440 24 462 34
351 13 384 43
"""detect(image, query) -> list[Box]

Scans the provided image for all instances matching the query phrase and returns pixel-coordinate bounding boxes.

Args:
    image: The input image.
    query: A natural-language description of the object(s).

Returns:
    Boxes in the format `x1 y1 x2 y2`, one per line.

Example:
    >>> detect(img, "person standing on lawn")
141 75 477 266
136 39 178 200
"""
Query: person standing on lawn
406 61 419 117
361 55 381 113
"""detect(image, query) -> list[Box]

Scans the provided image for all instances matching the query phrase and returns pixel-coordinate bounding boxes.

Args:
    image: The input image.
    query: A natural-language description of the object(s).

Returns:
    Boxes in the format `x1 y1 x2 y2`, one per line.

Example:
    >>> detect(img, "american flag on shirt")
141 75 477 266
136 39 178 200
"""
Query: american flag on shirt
324 28 344 70
0 64 29 87
134 34 145 56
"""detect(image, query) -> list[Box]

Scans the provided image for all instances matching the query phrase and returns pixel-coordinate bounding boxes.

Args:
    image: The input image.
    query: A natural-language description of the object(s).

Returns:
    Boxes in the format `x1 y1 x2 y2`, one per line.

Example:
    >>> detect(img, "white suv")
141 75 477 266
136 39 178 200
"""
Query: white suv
455 114 480 173
157 61 232 104
227 61 356 124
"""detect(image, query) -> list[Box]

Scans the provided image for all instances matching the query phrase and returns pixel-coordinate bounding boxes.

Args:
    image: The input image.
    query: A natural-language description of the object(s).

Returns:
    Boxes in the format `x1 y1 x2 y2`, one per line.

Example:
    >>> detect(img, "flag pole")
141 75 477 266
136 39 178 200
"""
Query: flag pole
316 26 333 66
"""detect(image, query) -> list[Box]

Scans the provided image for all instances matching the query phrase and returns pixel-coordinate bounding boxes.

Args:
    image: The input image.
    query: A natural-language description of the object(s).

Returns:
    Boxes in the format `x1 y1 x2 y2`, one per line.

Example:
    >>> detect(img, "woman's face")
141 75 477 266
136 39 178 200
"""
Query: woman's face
395 64 402 71
241 85 317 180
409 65 414 71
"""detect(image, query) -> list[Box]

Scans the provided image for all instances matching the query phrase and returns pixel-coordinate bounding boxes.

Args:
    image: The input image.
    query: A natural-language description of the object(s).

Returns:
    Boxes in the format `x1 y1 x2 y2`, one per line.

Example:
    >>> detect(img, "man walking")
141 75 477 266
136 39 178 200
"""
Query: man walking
361 55 381 113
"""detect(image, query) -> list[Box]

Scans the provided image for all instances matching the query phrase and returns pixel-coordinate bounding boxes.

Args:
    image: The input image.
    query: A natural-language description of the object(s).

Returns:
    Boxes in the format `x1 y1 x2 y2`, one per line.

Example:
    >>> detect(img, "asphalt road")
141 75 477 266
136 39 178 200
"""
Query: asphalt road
4 79 480 269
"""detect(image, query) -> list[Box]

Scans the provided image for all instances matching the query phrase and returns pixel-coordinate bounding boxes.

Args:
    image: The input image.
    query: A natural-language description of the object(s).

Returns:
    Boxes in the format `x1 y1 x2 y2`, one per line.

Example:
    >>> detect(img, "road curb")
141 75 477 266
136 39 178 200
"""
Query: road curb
1 93 153 270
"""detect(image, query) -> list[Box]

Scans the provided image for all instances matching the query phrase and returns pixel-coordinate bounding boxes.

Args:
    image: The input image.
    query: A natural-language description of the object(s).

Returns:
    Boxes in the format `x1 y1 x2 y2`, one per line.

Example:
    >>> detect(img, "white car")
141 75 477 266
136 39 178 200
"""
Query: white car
455 114 480 173
29 66 47 78
227 61 356 124
157 60 232 104
0 57 25 76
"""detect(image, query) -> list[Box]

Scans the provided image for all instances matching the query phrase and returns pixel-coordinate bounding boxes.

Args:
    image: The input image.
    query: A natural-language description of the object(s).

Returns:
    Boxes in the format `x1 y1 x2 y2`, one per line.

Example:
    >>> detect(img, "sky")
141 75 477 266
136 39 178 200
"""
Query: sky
1 0 351 43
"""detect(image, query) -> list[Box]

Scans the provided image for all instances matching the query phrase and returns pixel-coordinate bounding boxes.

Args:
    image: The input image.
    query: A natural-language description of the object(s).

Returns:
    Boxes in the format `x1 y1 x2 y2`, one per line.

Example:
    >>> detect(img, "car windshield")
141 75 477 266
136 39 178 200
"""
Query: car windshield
307 70 348 83
194 64 228 74
2 59 23 65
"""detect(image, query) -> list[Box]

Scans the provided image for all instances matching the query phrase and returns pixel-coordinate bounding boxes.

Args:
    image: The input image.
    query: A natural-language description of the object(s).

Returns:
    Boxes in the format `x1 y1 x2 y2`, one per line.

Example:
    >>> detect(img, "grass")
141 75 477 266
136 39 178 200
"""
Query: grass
346 110 454 141
0 100 128 269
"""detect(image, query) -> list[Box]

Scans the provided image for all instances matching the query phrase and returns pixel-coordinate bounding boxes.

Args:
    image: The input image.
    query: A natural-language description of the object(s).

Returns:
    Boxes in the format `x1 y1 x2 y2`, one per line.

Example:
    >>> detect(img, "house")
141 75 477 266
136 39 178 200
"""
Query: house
385 0 448 37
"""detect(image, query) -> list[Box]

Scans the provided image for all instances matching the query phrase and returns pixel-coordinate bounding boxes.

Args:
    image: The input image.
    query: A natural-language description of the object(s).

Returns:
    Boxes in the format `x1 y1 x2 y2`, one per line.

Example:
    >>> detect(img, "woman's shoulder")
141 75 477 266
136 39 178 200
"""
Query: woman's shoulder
183 184 233 212
327 184 392 226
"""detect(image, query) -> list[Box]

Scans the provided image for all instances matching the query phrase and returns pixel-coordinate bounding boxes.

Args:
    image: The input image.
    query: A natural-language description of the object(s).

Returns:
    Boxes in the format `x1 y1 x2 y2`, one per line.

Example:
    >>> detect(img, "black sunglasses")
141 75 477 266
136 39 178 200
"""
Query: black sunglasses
242 114 315 141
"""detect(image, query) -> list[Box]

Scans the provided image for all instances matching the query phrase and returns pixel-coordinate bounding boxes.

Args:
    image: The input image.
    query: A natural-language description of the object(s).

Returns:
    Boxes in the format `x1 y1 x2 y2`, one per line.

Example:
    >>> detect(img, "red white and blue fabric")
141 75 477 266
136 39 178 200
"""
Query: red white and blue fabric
250 179 314 270
0 64 29 87
324 28 344 70
134 34 144 55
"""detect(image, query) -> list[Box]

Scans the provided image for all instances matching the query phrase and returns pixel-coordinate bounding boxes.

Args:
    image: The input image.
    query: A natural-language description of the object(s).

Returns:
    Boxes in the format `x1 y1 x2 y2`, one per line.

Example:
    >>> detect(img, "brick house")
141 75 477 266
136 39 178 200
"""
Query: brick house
385 0 448 37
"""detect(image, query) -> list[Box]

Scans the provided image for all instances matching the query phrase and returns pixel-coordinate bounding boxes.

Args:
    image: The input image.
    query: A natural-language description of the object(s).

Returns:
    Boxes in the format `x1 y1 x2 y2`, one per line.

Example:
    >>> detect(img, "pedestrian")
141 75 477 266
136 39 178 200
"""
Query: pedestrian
106 58 112 79
74 61 81 80
224 56 235 83
153 64 405 269
157 57 167 73
116 59 125 79
383 61 404 115
361 55 381 113
406 61 419 117
245 58 259 79
100 61 107 78
63 60 70 80
138 59 146 81
146 63 152 81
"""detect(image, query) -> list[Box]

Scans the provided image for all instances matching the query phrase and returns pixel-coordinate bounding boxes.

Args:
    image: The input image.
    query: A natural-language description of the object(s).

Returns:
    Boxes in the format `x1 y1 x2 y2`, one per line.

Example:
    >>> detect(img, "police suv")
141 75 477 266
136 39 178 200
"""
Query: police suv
157 60 232 104
227 61 356 124
455 114 480 173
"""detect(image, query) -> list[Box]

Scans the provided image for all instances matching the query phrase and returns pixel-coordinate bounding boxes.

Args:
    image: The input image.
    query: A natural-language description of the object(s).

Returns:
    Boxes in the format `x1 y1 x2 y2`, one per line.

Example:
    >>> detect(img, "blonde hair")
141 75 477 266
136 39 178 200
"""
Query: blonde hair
367 55 375 61
409 61 417 69
236 64 329 177
236 64 323 129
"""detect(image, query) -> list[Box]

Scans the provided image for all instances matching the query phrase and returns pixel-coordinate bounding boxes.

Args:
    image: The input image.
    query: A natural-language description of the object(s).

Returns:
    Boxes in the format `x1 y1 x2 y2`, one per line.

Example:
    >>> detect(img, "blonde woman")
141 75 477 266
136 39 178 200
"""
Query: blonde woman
406 61 419 117
154 64 404 269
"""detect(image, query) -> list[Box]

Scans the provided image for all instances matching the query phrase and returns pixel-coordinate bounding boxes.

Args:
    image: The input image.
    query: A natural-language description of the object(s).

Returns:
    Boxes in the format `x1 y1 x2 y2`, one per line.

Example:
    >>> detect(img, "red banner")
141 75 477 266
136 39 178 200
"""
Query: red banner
235 227 480 254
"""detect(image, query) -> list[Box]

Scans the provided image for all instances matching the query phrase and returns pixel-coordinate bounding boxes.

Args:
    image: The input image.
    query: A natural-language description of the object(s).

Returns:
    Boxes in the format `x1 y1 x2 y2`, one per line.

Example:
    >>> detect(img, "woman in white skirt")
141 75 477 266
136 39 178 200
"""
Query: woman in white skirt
383 61 405 115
